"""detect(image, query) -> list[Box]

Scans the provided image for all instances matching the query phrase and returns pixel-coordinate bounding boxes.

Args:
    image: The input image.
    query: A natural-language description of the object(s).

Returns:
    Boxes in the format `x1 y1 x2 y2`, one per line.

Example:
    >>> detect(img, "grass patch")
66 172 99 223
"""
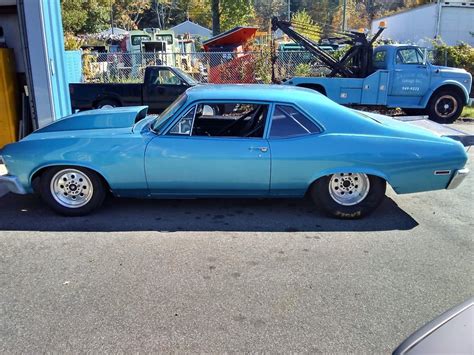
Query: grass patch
461 106 474 118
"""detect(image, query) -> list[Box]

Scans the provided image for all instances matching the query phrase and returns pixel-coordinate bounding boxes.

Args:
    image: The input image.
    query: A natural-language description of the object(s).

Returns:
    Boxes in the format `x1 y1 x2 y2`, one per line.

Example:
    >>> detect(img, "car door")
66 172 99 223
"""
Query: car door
390 47 430 98
144 102 271 196
267 105 323 196
143 67 188 113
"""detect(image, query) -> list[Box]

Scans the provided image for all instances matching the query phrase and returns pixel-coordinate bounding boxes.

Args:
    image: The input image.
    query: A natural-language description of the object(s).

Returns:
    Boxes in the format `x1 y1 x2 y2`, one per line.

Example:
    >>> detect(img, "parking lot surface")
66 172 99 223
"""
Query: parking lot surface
1 122 473 352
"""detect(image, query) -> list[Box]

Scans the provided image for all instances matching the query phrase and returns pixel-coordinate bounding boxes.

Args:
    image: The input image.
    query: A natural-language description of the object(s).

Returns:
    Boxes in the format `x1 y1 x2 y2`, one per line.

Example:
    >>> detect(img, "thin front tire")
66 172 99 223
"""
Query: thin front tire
39 167 106 216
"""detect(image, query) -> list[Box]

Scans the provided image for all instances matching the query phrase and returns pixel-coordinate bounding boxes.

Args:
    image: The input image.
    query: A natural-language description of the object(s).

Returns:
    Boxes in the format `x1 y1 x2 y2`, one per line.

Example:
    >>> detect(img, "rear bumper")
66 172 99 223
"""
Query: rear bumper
447 168 469 190
0 174 27 195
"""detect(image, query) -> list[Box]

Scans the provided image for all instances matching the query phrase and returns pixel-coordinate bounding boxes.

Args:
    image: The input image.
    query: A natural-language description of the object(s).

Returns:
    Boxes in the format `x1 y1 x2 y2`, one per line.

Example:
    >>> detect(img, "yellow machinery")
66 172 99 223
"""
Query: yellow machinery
0 48 19 148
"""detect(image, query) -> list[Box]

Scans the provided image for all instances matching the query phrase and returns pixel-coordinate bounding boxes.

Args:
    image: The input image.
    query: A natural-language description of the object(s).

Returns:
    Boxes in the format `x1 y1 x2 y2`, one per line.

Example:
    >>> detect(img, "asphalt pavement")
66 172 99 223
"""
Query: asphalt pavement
0 122 473 353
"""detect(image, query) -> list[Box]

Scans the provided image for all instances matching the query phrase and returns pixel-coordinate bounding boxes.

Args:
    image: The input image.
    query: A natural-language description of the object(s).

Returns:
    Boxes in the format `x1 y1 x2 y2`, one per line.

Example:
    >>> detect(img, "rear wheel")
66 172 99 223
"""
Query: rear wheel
39 167 106 216
427 90 463 123
96 99 120 110
310 173 386 219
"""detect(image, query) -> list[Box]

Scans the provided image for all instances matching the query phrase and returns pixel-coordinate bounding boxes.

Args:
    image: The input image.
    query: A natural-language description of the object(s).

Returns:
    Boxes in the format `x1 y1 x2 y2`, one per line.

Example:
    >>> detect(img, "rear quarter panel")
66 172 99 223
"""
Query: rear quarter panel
70 83 143 110
269 133 467 195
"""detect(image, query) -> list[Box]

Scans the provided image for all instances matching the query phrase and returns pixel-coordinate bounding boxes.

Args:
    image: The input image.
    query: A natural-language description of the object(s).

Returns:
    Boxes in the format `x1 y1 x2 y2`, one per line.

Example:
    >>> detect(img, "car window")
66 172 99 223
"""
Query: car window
168 106 196 135
270 105 320 138
396 48 424 65
167 102 269 138
152 93 187 132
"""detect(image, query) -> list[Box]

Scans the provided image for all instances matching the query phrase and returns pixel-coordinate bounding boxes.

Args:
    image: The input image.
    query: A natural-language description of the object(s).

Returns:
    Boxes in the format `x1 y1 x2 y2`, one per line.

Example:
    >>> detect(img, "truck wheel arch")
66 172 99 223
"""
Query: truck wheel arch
93 97 122 109
423 83 468 109
296 84 327 96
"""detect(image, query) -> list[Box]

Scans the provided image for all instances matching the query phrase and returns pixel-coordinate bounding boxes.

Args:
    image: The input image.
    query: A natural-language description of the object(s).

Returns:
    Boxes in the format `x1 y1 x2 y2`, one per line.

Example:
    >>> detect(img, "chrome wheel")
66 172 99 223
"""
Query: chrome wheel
50 169 94 208
328 173 370 206
100 104 115 109
434 94 458 118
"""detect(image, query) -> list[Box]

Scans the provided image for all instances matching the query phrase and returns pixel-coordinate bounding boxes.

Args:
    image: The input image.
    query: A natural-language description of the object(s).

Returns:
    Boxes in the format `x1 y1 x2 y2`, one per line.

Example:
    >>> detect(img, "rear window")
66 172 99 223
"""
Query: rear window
270 105 320 138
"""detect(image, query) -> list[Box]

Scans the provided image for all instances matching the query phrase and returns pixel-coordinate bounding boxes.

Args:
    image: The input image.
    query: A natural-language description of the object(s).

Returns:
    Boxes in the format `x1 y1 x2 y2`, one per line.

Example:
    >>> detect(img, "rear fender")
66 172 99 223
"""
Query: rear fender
308 167 390 188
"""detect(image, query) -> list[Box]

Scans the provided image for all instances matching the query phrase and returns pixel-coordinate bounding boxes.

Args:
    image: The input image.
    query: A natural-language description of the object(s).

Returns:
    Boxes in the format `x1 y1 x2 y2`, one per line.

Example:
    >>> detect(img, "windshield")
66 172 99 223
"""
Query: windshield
151 94 188 132
174 67 200 85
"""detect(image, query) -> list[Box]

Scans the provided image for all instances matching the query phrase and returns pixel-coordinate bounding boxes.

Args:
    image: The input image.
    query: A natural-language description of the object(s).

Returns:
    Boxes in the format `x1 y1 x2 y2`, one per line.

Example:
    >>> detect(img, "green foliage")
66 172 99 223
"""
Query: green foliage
294 63 312 77
221 0 256 32
63 33 84 50
291 10 321 42
431 40 474 75
61 0 110 34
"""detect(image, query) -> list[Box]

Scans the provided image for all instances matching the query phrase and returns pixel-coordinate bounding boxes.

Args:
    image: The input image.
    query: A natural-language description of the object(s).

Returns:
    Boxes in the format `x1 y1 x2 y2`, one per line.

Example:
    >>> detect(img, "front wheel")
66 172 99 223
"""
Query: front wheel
310 173 386 219
427 90 463 123
39 167 106 216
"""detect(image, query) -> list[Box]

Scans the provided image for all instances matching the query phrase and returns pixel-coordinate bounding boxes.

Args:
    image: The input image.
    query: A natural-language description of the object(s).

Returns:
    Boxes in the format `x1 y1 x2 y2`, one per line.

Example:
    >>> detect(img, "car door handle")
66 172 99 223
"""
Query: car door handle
249 146 268 153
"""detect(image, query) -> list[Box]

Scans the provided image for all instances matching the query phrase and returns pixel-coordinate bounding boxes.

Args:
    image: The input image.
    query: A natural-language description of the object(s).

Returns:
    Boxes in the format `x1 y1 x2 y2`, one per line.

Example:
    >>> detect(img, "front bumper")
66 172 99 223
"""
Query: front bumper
447 168 469 190
0 175 27 195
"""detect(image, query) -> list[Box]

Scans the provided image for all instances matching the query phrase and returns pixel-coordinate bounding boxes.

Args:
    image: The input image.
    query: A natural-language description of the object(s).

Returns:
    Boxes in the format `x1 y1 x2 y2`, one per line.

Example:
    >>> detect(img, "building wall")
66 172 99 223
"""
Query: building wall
371 3 474 46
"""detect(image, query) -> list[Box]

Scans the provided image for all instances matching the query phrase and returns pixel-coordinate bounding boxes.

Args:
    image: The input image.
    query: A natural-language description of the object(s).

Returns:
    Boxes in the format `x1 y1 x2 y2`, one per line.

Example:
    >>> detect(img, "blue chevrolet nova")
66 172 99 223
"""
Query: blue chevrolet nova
0 85 469 218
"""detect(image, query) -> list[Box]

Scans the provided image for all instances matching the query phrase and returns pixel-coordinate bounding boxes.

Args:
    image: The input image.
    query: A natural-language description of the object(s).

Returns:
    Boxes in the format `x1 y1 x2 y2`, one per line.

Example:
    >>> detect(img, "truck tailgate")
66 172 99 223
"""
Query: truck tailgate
392 116 474 147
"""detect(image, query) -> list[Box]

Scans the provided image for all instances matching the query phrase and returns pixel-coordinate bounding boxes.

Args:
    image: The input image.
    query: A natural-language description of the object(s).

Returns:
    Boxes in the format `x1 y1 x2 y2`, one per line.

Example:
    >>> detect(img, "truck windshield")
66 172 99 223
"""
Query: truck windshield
151 94 188 132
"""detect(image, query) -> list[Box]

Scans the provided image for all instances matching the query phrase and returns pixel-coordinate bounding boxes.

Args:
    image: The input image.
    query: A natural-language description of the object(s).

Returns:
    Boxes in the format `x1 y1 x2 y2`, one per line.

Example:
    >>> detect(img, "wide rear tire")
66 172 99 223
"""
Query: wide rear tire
39 166 106 216
310 173 386 219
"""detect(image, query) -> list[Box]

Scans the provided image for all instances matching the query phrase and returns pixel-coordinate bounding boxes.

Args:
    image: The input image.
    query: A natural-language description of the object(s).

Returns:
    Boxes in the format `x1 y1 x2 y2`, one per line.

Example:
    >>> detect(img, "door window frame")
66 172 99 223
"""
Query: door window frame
266 103 324 140
162 99 274 140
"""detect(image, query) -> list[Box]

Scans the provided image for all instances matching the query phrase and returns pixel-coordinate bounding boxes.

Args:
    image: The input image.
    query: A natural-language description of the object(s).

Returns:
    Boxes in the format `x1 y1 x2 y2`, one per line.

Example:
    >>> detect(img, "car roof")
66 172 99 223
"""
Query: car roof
185 84 325 105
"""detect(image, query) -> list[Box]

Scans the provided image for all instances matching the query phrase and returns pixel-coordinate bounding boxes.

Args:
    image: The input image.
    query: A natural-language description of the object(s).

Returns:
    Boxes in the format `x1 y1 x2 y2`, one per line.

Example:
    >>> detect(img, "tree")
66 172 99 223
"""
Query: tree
291 9 321 42
331 0 370 31
211 0 220 35
254 0 286 30
61 0 110 34
113 0 151 30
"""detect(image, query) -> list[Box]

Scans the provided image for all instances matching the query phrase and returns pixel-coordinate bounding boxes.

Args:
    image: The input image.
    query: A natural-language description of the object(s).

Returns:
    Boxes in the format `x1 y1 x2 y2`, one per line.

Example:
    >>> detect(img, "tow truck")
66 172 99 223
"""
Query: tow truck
272 17 472 123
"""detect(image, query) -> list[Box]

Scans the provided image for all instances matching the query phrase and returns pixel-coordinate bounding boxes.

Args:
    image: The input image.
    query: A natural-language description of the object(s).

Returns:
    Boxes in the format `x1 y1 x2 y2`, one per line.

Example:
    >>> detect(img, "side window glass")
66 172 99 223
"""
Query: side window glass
270 105 320 139
152 69 181 85
168 106 196 136
396 49 423 65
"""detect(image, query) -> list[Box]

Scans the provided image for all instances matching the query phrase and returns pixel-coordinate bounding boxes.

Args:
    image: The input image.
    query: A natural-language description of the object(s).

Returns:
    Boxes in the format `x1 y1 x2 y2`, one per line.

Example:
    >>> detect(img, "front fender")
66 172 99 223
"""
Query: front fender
420 80 470 107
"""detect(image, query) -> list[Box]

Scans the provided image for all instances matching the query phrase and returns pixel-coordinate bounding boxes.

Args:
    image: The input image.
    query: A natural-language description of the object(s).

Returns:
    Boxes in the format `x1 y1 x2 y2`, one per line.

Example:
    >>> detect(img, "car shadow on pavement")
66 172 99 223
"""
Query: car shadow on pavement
0 193 418 232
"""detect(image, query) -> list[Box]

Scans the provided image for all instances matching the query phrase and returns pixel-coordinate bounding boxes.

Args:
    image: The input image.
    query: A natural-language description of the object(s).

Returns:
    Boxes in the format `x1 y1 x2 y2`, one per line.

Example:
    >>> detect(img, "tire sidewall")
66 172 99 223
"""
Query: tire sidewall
39 166 106 216
96 99 119 110
428 91 463 123
311 174 386 219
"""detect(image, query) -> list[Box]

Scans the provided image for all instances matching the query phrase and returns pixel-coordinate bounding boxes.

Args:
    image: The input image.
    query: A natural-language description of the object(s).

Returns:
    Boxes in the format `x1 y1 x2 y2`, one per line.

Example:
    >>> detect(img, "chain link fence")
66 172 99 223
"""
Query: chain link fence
81 48 452 84
81 51 330 84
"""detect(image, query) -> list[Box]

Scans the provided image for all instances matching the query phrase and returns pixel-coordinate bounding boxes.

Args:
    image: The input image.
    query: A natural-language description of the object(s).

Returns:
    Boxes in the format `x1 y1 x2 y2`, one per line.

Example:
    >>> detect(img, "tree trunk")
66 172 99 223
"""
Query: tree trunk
211 0 220 35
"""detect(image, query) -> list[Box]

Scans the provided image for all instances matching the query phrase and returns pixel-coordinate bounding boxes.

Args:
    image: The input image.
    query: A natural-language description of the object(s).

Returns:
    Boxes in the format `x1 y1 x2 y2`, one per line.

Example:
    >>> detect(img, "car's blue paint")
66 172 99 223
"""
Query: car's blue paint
284 45 472 109
0 85 468 199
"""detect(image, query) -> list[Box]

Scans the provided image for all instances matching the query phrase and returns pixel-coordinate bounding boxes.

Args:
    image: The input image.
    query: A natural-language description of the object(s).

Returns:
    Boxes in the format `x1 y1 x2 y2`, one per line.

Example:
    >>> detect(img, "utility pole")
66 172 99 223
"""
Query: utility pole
110 0 114 34
342 0 347 31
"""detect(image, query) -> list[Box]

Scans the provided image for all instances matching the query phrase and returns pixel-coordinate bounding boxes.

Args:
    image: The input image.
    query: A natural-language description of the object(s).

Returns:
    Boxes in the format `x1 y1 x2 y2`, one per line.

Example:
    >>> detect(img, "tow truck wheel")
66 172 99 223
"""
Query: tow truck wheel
427 90 463 124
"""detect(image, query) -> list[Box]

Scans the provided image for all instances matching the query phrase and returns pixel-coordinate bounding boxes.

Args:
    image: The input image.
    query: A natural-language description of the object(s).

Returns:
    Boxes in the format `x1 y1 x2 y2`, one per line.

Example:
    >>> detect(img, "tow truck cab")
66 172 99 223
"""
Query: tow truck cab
285 44 472 123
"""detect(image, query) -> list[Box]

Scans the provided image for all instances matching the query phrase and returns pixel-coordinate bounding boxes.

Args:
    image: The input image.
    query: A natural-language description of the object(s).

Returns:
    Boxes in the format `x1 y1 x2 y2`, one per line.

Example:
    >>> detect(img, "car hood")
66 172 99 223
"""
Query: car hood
32 106 149 134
